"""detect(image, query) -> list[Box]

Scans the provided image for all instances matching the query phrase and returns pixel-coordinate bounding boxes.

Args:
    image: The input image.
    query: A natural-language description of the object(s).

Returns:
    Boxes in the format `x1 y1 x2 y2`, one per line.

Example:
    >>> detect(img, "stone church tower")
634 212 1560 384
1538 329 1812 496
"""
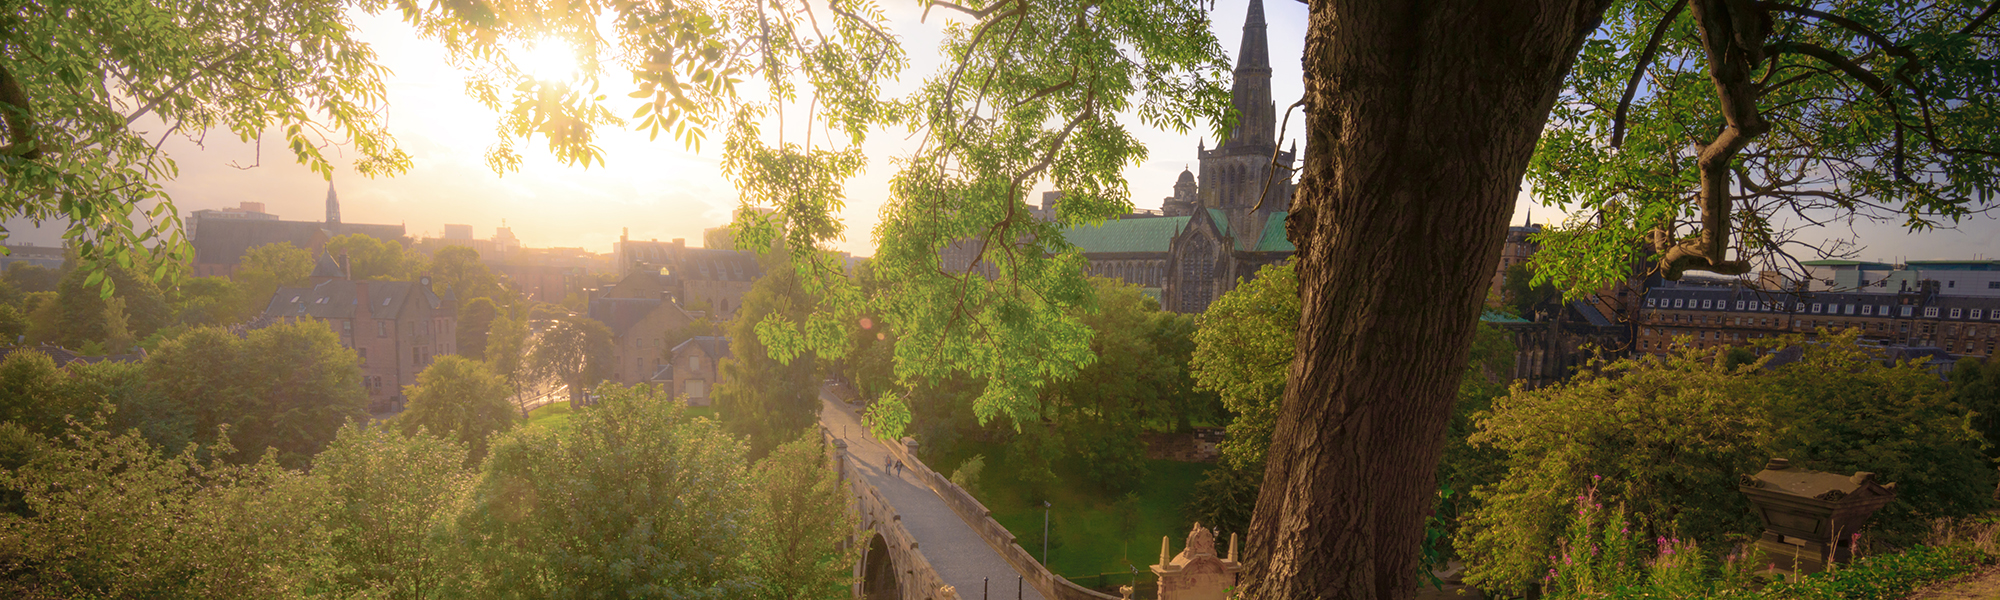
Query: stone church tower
1196 0 1295 244
1159 0 1297 314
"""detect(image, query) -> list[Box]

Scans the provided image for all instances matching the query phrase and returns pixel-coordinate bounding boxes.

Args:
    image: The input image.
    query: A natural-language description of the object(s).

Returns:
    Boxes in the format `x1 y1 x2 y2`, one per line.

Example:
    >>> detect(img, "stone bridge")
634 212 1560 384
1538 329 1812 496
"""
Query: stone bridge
820 394 1123 600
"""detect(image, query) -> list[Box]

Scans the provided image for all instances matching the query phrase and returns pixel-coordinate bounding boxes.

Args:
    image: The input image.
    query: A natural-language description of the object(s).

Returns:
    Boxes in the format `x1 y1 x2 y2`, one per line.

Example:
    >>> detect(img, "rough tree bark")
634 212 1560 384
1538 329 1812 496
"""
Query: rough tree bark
1243 2 1613 599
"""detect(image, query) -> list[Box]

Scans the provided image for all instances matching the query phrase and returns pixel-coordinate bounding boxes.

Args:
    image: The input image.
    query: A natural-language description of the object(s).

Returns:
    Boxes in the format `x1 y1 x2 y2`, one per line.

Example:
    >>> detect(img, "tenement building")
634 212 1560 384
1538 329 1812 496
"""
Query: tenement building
261 252 456 413
1638 272 2000 359
610 230 763 320
942 0 1298 313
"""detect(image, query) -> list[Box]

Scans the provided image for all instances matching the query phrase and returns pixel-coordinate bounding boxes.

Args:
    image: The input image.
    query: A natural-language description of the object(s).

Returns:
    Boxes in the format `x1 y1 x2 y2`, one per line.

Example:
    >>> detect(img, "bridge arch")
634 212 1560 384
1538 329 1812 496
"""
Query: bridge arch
861 532 900 599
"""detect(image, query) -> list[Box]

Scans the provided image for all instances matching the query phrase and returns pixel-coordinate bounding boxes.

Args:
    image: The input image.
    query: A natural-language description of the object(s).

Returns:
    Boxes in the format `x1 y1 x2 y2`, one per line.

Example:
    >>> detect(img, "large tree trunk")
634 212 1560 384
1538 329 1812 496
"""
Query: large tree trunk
1244 2 1611 599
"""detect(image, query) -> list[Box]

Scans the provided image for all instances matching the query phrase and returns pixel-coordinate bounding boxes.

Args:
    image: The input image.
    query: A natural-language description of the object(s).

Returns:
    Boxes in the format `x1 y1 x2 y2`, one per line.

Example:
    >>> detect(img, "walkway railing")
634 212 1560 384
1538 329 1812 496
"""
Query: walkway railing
876 434 1121 600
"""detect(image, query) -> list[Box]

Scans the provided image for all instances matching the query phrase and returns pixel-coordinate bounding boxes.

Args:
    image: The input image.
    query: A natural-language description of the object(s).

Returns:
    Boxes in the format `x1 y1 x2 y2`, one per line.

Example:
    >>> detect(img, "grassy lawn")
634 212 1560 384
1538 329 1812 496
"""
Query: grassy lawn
930 441 1213 582
523 402 573 429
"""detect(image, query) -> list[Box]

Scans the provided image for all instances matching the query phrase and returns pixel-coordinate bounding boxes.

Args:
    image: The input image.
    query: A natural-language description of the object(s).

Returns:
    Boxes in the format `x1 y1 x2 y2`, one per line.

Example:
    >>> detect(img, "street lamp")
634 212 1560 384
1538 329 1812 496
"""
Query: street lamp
1042 500 1052 565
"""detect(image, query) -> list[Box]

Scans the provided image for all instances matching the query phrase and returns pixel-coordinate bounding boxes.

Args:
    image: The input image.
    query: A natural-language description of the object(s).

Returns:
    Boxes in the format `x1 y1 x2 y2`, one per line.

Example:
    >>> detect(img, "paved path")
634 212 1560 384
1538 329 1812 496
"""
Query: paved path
821 393 1048 600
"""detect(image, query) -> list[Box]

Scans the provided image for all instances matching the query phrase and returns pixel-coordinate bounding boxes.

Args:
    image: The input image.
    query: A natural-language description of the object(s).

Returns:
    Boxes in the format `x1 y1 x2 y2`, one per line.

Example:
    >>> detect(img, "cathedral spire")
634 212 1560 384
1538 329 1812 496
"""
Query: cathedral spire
325 181 341 224
1224 0 1275 149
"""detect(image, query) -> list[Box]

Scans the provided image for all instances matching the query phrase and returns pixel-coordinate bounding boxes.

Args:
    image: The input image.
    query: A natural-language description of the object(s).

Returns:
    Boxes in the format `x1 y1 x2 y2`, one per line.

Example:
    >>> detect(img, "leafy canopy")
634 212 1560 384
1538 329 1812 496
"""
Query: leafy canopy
391 0 1233 439
1 0 410 291
1528 0 2000 294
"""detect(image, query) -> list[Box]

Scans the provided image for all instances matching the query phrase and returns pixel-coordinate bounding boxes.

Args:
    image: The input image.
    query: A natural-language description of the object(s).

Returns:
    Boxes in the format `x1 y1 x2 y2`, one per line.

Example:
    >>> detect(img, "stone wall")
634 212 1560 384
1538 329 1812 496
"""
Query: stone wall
825 428 958 600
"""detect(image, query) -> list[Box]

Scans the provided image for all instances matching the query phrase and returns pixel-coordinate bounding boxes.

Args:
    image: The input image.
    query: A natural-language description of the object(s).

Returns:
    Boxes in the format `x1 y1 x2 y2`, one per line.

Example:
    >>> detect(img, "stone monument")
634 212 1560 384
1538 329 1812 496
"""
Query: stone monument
1152 523 1242 600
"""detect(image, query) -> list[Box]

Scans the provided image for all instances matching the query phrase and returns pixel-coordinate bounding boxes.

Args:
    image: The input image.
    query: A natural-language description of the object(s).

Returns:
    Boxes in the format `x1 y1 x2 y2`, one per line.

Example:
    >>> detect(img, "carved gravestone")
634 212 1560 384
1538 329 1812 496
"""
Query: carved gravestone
1739 457 1897 573
1152 523 1242 600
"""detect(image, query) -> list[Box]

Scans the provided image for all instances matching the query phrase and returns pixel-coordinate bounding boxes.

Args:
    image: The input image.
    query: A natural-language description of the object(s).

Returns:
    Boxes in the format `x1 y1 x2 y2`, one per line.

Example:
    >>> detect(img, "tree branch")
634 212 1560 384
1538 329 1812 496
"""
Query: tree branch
1960 0 2000 34
1614 0 1689 149
0 58 41 160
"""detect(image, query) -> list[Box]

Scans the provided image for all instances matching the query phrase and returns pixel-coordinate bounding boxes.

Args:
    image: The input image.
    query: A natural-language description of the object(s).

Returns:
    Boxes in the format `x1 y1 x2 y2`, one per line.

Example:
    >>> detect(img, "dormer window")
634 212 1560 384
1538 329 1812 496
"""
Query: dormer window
1926 307 1940 318
1811 303 1822 313
1646 298 1657 308
1862 305 1873 316
1975 309 1985 320
1952 308 1964 319
1701 300 1712 309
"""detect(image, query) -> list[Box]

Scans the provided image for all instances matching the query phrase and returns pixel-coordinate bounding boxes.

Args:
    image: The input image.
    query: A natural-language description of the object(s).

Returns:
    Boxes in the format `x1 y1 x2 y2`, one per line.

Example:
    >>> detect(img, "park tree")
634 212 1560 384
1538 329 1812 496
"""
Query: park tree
717 253 825 459
0 418 327 599
144 326 252 452
484 311 534 416
457 384 760 597
234 242 315 320
0 0 408 287
49 260 169 349
324 234 423 281
456 296 500 361
2 263 58 294
168 276 247 328
742 432 860 600
400 355 515 462
528 313 614 406
428 246 501 306
146 322 367 467
306 424 475 599
0 349 77 436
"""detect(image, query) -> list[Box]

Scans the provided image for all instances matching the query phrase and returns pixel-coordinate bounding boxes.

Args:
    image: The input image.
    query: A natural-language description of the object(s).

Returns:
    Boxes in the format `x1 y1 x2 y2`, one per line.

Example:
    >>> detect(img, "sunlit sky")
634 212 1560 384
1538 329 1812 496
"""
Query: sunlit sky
5 0 1998 261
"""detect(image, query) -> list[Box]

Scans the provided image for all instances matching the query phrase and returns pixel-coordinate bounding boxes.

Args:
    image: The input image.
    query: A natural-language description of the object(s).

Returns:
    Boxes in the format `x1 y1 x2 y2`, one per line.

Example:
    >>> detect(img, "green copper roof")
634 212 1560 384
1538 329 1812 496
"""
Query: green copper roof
1062 216 1190 253
1254 212 1293 251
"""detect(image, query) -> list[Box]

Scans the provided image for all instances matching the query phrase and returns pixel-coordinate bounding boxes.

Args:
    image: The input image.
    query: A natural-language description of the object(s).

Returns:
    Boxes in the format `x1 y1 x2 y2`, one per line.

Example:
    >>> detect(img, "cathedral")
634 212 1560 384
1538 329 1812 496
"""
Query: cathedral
1064 0 1296 313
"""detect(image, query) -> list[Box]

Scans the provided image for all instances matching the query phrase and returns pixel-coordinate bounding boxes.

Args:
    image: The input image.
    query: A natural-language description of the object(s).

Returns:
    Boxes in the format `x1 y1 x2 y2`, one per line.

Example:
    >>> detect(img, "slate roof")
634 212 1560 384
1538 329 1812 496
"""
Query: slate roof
310 253 345 278
1062 216 1190 253
673 336 732 360
0 345 144 367
263 279 445 321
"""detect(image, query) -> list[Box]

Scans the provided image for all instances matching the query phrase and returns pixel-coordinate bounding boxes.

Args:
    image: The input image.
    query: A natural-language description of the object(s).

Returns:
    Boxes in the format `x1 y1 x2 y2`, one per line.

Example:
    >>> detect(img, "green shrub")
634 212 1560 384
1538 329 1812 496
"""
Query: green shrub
1461 331 1994 596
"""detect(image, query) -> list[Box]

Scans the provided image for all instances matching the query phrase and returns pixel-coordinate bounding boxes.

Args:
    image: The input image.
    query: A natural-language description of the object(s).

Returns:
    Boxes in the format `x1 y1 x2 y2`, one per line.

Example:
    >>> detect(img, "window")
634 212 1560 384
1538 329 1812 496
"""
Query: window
1952 308 1964 319
1647 298 1657 308
1845 304 1856 315
378 321 387 337
1989 281 2000 289
1977 309 1986 320
688 355 700 370
1811 303 1822 313
1761 302 1772 311
1674 299 1684 308
1862 305 1874 316
359 347 368 361
1797 303 1808 312
1926 307 1941 318
1950 280 1958 288
1702 300 1713 309
1735 300 1746 310
686 379 707 398
1902 306 1914 317
343 321 352 332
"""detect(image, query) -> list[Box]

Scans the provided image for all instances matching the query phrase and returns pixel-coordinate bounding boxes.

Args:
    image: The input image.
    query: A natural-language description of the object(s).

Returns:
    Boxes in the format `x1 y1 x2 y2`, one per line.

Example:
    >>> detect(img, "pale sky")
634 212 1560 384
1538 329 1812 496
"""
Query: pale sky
5 0 1997 263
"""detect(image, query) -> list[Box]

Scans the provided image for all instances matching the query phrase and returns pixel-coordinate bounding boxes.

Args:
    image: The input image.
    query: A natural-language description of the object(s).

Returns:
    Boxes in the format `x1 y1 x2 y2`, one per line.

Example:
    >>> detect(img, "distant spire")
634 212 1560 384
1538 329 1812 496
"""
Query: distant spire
324 181 341 225
1223 0 1275 148
1524 206 1532 227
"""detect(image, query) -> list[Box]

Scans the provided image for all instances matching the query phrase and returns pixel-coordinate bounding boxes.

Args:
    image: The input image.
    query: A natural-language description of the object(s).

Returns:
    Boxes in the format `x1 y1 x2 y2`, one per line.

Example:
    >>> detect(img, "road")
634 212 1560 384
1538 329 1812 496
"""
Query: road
821 391 1048 600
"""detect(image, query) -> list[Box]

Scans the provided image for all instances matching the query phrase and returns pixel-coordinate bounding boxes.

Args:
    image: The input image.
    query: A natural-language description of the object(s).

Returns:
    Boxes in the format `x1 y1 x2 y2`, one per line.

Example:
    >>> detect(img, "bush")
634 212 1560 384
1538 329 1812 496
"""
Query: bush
950 454 987 495
1460 331 1994 596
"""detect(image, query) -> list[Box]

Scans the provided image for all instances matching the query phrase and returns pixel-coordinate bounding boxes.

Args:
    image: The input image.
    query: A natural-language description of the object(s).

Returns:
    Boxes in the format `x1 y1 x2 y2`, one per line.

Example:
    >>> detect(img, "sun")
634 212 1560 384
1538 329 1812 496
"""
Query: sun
508 37 580 83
